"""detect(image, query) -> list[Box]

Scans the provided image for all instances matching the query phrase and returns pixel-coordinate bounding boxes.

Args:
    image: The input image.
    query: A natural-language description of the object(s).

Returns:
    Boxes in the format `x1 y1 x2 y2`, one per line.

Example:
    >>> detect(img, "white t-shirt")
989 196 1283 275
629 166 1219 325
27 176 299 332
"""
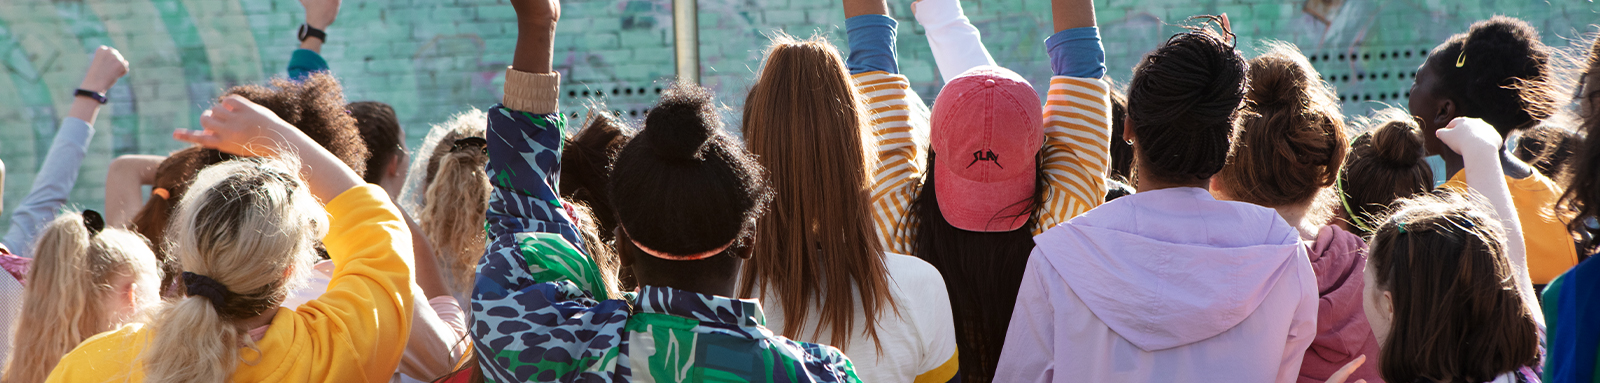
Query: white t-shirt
284 260 468 382
761 252 959 383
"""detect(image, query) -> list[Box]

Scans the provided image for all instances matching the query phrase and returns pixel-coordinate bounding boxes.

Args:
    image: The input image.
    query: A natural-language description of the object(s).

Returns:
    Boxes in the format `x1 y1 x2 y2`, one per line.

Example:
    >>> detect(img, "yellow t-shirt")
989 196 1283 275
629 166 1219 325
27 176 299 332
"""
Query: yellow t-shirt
1442 171 1578 284
45 185 415 383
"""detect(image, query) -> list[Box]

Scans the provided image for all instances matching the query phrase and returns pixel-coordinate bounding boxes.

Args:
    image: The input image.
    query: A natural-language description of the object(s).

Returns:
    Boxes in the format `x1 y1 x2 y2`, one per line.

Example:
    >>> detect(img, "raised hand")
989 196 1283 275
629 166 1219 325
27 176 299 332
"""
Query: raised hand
1436 117 1502 157
178 95 361 203
179 95 301 158
300 0 341 29
79 46 129 93
511 0 560 23
511 0 560 73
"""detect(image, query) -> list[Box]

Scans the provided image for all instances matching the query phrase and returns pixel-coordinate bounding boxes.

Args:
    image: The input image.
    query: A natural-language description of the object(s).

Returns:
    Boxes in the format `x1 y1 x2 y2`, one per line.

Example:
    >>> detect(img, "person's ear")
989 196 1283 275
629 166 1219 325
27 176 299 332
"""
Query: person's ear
1121 116 1136 143
387 152 407 178
1378 290 1395 321
1432 99 1457 129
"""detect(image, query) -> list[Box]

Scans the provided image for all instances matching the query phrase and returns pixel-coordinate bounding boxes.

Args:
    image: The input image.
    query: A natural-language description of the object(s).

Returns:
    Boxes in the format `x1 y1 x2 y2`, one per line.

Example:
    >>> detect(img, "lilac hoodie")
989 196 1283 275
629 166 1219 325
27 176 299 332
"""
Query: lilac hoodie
995 187 1318 383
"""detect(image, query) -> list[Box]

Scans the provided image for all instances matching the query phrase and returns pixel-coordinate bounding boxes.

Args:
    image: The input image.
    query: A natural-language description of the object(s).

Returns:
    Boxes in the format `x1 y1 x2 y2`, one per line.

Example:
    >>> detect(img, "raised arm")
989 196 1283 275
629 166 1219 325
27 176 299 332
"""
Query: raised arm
2 46 127 258
912 0 997 83
1437 117 1542 325
845 0 923 254
1031 0 1110 232
287 0 338 79
104 154 164 228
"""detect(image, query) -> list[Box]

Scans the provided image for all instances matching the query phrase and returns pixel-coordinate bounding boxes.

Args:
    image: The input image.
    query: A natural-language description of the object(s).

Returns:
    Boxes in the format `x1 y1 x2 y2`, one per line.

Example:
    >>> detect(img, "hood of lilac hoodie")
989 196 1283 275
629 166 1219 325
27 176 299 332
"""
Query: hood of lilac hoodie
1031 187 1306 351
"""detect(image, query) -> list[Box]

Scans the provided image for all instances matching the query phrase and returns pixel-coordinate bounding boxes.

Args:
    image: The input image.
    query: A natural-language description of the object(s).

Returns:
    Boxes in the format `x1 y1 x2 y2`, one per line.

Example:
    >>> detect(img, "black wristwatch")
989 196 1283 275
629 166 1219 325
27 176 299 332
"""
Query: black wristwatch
298 24 327 43
74 89 107 104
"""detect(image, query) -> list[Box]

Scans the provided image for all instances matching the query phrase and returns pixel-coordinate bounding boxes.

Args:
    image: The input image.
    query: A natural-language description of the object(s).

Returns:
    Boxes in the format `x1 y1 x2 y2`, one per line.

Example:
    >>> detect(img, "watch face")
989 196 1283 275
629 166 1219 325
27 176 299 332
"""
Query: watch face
298 25 309 41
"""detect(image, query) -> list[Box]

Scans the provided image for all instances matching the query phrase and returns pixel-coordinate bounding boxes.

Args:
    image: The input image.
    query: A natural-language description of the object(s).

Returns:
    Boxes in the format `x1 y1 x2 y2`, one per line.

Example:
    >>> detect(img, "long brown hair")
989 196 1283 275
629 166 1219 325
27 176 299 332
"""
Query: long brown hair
737 34 893 350
1560 35 1600 247
1367 192 1540 382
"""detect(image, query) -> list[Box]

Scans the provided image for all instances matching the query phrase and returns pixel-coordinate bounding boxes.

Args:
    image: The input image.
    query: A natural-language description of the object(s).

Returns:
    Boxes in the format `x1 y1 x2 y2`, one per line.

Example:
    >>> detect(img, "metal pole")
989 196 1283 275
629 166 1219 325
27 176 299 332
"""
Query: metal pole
672 0 700 84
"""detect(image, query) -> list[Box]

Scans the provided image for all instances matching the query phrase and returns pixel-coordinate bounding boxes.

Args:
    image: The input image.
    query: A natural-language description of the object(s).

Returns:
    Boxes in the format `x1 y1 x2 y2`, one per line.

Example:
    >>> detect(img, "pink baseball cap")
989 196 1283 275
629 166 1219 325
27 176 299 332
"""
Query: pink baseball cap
930 66 1042 232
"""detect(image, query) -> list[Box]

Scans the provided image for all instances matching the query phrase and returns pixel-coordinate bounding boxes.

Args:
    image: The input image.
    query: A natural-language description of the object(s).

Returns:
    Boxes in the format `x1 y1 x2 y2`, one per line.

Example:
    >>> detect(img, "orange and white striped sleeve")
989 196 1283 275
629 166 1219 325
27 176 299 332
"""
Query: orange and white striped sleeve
1033 76 1112 234
855 70 923 255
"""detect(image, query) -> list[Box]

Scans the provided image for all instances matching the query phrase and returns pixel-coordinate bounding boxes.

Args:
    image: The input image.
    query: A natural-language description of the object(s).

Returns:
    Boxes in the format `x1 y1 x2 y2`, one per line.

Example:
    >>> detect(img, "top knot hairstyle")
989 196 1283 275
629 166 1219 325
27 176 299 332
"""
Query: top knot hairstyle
1215 41 1347 207
609 83 772 258
1424 16 1562 133
1341 108 1435 236
1126 16 1249 183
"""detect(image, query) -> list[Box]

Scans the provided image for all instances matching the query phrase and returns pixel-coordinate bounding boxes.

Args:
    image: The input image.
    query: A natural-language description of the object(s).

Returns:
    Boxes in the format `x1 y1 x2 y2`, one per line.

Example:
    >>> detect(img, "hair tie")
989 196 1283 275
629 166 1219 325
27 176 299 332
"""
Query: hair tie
1334 173 1374 233
1456 49 1467 68
181 271 231 308
621 226 732 261
1397 222 1409 234
151 187 170 200
81 209 105 236
451 137 488 154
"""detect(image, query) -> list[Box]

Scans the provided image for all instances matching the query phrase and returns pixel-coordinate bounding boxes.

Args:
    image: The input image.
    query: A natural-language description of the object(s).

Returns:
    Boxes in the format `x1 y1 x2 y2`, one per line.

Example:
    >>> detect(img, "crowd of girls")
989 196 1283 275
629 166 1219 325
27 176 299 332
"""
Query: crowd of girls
0 0 1596 382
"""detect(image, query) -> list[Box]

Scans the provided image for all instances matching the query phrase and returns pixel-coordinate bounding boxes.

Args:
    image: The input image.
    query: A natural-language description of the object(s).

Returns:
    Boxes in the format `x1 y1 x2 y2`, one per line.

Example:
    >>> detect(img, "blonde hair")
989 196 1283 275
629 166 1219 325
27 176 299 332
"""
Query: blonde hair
405 109 493 298
139 158 325 383
3 212 159 383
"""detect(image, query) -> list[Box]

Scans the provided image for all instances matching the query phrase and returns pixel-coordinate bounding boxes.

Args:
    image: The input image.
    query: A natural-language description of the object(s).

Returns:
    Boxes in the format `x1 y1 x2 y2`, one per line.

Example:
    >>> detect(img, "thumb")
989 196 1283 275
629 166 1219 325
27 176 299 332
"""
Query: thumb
172 129 220 148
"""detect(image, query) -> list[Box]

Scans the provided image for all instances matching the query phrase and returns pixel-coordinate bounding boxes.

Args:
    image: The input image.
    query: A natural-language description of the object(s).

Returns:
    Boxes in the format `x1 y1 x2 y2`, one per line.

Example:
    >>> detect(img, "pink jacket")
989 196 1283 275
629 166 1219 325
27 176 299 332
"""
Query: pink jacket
1299 225 1383 383
995 187 1318 383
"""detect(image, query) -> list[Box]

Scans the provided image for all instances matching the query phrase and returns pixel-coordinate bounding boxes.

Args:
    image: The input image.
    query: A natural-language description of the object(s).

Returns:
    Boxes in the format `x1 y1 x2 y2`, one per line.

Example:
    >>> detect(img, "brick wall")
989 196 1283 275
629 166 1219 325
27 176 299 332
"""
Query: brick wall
0 0 1596 234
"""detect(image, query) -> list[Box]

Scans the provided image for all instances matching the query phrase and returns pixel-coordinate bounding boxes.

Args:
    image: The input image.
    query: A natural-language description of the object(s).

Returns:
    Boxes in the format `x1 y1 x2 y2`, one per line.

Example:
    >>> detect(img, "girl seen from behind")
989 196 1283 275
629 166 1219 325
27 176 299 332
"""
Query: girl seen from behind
854 0 1112 379
995 19 1319 383
46 94 415 383
3 212 159 383
398 109 492 305
1209 42 1381 383
739 32 958 383
1338 109 1436 238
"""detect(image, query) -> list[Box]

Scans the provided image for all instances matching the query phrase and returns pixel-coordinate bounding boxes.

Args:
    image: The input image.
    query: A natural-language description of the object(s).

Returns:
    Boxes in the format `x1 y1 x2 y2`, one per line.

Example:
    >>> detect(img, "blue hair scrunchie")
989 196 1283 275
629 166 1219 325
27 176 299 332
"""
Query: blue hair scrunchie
181 271 231 308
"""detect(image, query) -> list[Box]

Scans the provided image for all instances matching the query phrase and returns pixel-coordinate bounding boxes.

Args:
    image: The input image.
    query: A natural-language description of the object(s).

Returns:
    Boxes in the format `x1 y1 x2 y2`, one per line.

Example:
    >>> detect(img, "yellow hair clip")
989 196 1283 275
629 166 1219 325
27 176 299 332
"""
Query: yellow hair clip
1456 50 1467 68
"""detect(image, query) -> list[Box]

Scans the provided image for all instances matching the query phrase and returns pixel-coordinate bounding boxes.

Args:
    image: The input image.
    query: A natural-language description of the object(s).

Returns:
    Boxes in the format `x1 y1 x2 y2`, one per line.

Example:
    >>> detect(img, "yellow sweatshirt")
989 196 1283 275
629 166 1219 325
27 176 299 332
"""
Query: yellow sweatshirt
1441 171 1578 284
45 185 415 383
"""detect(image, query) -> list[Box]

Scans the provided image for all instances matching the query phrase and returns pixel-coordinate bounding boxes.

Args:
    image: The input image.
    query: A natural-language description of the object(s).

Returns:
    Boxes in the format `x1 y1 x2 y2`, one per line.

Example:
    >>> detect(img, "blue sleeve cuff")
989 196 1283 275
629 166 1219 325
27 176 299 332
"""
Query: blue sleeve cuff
1045 27 1105 78
846 14 899 75
288 49 329 80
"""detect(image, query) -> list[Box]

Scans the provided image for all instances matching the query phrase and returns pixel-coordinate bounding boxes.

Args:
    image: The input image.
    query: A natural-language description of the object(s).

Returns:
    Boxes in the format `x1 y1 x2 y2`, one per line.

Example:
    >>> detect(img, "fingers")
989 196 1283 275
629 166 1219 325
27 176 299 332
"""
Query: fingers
219 95 250 112
1324 354 1366 383
172 129 219 147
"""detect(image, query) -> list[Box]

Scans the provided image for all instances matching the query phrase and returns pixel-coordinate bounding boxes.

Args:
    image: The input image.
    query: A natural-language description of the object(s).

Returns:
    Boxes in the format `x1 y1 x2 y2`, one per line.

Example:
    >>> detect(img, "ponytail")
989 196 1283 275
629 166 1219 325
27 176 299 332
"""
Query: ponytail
421 140 491 297
4 212 159 383
140 158 324 383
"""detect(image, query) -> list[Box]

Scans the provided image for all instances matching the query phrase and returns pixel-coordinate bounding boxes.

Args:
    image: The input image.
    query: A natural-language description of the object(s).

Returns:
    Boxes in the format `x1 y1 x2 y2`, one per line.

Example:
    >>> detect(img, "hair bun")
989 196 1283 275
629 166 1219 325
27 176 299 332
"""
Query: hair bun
1372 119 1427 167
1245 54 1310 113
640 83 720 161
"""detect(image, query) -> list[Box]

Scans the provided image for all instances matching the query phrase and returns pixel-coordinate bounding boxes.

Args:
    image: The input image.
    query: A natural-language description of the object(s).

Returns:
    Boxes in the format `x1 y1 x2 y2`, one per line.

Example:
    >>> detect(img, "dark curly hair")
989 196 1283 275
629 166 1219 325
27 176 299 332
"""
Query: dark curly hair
1125 16 1248 183
1422 16 1562 134
223 73 369 176
609 82 772 259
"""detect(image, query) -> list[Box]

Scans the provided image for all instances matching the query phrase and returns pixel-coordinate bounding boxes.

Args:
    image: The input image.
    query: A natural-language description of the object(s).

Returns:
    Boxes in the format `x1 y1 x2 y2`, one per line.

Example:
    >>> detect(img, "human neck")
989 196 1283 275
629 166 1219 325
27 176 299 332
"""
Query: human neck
240 307 279 330
633 260 742 297
1273 202 1320 241
1133 165 1209 193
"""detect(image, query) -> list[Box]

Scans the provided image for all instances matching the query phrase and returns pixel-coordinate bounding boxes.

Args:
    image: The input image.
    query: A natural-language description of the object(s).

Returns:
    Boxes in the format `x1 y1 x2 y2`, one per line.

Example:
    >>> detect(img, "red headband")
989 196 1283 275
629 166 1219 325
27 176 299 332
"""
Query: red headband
621 227 733 261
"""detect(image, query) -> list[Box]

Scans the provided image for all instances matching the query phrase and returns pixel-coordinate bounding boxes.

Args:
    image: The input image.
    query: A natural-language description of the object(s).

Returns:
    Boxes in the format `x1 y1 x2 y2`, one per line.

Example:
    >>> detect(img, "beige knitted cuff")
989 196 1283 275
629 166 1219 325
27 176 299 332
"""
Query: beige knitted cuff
503 68 561 114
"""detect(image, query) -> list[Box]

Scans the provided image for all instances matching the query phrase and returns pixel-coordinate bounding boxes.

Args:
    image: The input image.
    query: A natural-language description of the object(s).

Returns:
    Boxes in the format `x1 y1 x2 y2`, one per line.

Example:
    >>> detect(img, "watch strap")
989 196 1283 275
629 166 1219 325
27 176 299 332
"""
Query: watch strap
74 89 107 104
298 24 327 42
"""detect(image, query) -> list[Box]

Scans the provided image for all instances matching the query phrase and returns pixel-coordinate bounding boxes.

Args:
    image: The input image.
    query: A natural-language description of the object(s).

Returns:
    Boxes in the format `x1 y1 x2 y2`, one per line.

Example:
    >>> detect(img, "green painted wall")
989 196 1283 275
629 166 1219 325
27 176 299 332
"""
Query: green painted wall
1 0 1597 234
